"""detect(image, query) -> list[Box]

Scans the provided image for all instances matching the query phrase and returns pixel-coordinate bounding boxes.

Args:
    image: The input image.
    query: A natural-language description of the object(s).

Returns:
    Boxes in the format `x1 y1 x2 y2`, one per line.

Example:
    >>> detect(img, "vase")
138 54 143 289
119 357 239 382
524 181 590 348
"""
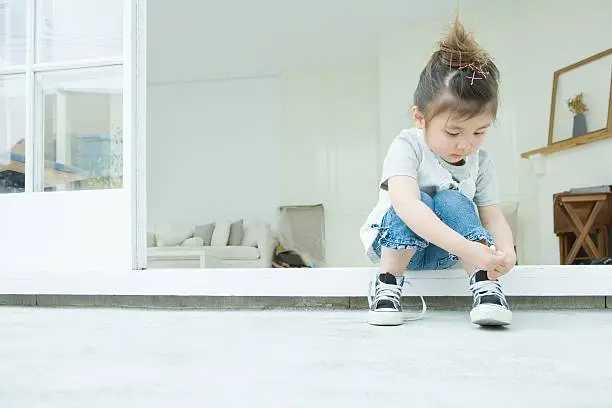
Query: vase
572 113 587 137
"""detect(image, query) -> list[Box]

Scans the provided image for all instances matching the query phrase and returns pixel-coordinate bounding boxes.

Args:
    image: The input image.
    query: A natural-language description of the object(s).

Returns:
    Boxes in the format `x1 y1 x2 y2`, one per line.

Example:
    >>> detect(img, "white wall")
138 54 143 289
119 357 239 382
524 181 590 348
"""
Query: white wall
0 189 131 273
378 0 612 265
147 77 282 230
148 65 379 267
280 64 379 267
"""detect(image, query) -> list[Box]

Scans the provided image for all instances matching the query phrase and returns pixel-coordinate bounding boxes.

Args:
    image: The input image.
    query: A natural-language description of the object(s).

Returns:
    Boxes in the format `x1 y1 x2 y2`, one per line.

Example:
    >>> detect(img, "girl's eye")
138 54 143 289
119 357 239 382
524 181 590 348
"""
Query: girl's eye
445 131 460 137
474 131 486 137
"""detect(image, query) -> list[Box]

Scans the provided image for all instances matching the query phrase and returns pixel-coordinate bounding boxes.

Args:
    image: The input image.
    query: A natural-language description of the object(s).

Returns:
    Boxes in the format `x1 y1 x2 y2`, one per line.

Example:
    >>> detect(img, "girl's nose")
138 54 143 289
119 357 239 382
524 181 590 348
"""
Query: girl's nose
457 139 470 151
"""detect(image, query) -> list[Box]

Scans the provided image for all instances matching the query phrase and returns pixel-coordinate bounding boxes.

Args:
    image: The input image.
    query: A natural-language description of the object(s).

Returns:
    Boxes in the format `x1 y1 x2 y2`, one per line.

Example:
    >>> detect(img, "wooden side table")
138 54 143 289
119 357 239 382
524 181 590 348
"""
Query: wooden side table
553 192 612 265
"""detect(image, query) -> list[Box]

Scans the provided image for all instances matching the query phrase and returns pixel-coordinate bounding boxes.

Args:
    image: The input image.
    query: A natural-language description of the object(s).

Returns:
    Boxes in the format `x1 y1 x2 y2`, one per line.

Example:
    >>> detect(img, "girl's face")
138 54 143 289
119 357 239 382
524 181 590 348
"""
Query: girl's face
412 107 494 164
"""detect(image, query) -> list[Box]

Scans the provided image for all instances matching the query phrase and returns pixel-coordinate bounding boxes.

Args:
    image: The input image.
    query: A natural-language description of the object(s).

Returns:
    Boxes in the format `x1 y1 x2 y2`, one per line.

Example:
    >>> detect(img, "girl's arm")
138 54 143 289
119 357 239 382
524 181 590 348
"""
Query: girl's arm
477 205 515 257
478 204 517 276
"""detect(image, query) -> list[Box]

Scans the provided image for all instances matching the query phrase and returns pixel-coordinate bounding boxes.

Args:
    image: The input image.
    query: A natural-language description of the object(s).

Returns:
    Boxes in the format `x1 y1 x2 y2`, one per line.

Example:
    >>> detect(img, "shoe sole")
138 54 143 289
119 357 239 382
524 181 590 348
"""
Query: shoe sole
367 309 404 326
470 304 512 326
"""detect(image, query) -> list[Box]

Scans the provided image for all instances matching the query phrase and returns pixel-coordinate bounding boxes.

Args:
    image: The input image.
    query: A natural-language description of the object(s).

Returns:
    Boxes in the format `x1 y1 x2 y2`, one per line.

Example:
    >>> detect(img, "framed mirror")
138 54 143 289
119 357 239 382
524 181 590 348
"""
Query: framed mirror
548 48 612 146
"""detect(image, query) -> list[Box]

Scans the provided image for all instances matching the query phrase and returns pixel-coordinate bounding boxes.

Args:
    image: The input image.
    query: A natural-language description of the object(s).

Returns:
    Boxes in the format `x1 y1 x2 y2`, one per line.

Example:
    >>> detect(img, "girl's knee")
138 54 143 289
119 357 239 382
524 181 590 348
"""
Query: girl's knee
433 189 473 214
432 190 482 233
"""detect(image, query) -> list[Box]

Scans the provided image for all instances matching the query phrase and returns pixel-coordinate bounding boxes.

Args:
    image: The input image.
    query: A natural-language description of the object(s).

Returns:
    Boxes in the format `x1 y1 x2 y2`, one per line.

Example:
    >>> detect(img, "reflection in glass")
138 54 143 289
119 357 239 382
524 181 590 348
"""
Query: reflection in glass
0 74 25 193
0 0 26 67
38 66 123 191
36 0 123 63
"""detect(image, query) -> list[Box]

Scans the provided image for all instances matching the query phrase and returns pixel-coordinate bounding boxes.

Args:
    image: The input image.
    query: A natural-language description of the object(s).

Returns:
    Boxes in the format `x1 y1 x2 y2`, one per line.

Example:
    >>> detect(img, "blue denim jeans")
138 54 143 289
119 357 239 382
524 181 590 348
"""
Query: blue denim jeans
372 189 494 270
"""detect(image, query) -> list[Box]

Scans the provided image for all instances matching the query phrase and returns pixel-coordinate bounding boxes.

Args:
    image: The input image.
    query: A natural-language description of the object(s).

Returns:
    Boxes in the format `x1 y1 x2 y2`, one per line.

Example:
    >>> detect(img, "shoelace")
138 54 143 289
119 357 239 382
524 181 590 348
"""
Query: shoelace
368 279 427 321
470 279 507 304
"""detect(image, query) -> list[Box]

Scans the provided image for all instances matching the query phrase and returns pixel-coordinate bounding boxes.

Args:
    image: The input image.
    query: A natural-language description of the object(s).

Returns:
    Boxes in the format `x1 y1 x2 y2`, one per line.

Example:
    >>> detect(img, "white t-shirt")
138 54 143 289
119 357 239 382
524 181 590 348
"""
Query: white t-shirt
360 127 500 262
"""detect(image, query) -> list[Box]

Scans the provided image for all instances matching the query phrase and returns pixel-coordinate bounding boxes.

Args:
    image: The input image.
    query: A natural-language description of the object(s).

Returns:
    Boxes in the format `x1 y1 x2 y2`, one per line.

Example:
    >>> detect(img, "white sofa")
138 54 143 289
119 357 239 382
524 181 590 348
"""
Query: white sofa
147 221 276 269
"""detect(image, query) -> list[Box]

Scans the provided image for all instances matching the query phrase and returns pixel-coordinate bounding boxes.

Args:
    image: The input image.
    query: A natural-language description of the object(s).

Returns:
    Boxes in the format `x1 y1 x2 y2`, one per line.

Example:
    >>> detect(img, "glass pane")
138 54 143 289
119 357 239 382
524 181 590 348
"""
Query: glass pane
38 66 123 191
36 0 123 63
0 74 25 193
0 0 27 66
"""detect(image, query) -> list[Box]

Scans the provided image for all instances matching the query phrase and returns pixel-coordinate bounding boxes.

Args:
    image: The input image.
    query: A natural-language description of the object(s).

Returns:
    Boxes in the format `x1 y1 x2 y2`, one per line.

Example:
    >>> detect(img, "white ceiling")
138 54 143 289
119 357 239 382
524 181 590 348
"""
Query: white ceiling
148 0 495 82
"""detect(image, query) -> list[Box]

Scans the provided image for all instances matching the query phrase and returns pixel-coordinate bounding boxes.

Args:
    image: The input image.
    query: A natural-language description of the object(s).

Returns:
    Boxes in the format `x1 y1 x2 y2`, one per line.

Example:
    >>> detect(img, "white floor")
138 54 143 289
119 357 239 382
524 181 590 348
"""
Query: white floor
1 307 611 407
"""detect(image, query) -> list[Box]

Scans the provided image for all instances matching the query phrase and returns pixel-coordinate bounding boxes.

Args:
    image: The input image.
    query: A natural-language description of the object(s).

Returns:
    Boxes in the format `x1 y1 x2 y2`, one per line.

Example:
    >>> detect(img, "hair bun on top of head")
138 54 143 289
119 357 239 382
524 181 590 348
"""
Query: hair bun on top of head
413 16 499 121
437 16 490 71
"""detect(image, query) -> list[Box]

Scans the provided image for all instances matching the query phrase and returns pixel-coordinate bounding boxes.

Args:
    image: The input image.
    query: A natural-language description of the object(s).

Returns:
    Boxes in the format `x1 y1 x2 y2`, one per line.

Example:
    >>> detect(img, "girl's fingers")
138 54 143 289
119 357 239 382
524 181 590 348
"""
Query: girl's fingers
487 271 500 280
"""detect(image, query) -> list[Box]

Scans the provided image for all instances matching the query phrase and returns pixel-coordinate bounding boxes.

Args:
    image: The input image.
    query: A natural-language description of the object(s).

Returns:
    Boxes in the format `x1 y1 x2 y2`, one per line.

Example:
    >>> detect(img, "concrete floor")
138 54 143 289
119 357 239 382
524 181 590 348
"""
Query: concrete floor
1 308 611 407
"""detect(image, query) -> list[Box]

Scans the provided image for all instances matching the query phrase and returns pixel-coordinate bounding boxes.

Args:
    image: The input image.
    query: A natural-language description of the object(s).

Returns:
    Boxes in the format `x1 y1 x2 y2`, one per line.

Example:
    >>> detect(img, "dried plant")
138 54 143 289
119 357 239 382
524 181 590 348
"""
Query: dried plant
567 93 588 115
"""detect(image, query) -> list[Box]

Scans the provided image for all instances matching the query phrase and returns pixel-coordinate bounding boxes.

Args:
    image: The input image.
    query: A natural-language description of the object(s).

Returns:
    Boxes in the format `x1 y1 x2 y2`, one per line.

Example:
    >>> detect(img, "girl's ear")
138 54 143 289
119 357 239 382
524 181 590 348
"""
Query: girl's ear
411 106 426 129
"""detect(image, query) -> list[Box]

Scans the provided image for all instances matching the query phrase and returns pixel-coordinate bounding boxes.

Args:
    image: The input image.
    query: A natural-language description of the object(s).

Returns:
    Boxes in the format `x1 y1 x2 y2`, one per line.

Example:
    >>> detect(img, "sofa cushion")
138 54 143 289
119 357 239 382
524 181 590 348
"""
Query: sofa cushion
154 225 194 247
228 219 244 246
211 221 231 246
181 237 204 247
148 246 260 261
241 226 258 247
147 232 156 247
194 222 215 245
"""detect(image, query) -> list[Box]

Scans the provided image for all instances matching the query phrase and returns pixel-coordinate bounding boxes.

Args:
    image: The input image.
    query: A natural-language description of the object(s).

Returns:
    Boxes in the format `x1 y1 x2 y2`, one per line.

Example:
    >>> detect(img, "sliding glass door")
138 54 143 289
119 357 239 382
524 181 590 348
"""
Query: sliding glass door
0 0 145 272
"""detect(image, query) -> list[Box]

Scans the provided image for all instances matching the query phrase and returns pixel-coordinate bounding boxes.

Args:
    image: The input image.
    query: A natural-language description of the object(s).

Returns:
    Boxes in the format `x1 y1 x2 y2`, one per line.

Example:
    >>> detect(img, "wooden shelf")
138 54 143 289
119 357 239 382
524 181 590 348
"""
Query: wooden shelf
522 48 612 160
521 129 611 159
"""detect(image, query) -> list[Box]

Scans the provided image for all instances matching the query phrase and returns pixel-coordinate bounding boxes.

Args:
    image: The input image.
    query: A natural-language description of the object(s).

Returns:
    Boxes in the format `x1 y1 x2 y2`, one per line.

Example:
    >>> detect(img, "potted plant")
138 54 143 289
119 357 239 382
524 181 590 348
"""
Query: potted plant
567 93 588 137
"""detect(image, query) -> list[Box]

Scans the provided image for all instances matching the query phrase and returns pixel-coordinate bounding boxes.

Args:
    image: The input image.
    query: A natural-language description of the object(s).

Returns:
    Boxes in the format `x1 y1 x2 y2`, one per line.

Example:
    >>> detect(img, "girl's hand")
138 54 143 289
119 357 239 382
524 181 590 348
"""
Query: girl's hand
460 242 506 274
487 246 516 280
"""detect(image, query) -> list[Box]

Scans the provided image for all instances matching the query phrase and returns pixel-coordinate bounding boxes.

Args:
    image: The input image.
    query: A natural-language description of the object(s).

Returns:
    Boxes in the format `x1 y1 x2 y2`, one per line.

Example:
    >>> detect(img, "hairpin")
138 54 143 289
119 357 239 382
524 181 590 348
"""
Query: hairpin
441 46 490 85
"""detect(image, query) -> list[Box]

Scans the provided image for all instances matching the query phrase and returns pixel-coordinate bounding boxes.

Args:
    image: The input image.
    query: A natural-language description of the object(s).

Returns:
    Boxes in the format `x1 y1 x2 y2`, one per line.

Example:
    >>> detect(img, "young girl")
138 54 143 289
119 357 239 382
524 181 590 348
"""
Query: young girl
360 18 516 327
